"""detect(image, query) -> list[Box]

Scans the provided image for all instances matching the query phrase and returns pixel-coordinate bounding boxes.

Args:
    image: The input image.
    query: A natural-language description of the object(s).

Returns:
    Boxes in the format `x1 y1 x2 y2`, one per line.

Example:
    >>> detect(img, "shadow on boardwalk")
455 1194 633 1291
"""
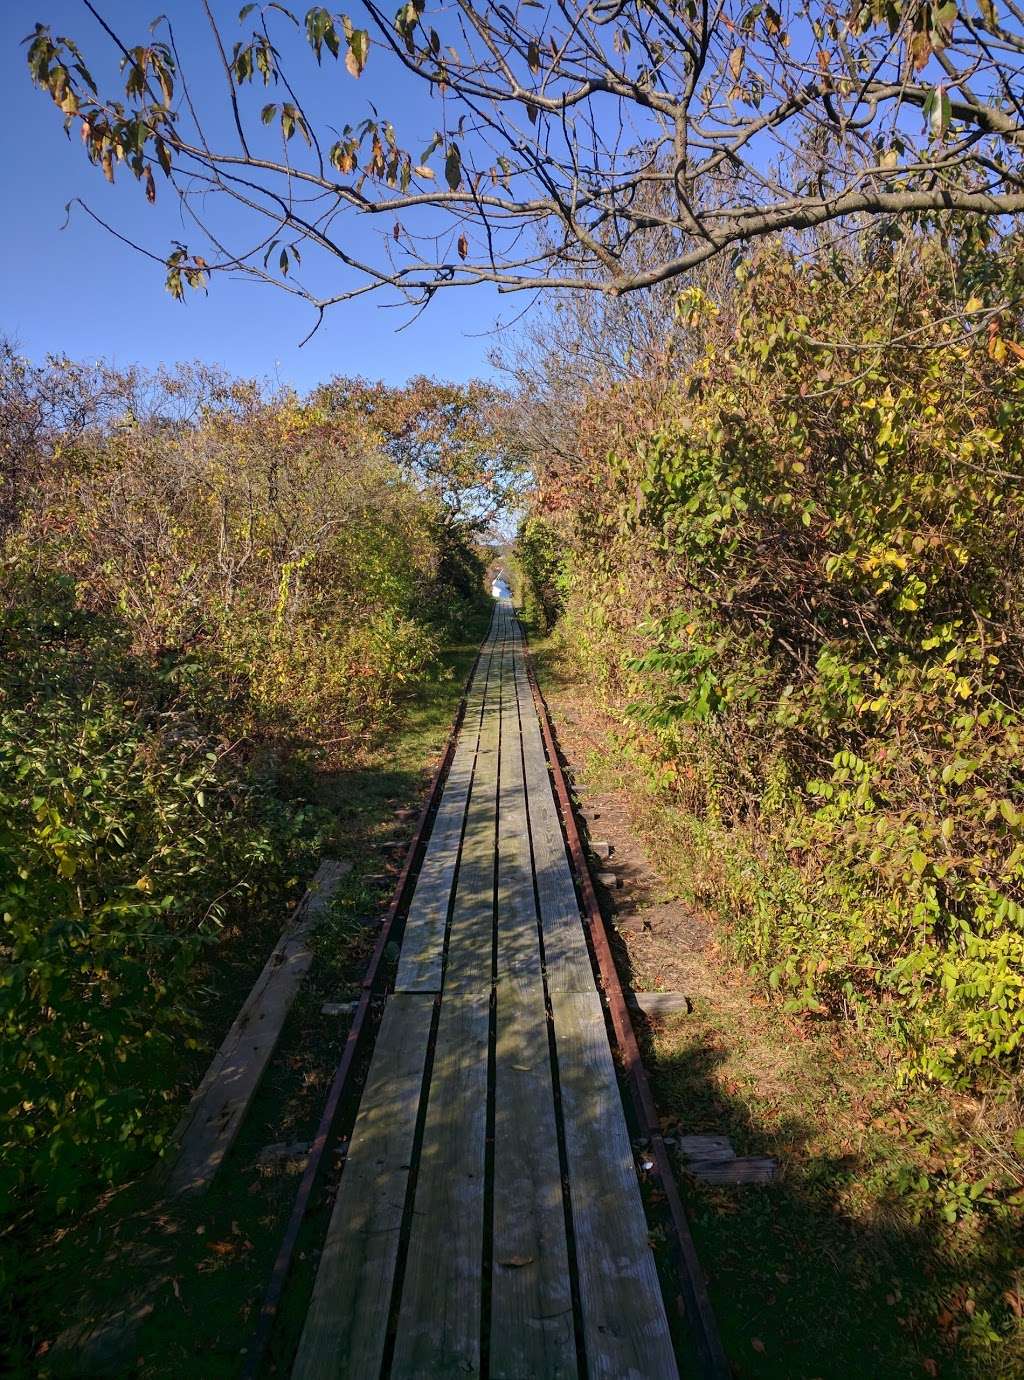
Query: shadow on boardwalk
5 642 485 1380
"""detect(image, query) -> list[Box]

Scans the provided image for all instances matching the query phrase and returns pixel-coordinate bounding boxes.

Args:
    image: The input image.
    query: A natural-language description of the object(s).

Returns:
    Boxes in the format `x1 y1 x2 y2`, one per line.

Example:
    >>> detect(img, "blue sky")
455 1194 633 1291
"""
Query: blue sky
1 1 508 391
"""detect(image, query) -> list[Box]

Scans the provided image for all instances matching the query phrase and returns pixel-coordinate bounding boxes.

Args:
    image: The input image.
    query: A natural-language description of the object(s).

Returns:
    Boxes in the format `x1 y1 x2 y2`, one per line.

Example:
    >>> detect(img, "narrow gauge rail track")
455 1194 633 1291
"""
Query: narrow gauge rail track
242 638 485 1380
245 604 728 1379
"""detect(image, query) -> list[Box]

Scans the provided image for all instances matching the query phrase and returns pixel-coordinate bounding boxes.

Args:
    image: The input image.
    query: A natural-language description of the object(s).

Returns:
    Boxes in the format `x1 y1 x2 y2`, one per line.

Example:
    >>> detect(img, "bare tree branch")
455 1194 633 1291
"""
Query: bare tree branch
22 1 1024 314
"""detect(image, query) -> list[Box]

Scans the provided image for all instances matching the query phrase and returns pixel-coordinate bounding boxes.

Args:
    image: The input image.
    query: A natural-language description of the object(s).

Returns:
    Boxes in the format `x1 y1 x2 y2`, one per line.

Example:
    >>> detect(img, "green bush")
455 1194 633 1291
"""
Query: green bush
0 354 492 1261
514 515 565 633
0 568 326 1231
535 238 1024 1090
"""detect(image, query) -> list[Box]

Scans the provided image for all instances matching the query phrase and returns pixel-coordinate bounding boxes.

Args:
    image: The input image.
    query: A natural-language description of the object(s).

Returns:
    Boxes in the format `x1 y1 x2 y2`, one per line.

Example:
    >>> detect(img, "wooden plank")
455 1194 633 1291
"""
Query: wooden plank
441 632 502 995
673 1135 734 1164
631 991 692 1017
511 628 593 992
395 614 501 993
492 978 577 1379
493 643 542 993
292 993 435 1380
687 1157 776 1186
166 858 349 1197
491 637 577 1378
549 987 678 1380
391 994 490 1380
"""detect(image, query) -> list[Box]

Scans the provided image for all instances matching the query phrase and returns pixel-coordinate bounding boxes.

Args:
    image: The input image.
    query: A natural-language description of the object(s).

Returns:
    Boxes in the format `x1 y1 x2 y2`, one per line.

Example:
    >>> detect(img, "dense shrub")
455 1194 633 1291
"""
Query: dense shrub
521 235 1024 1090
513 515 565 634
0 352 493 1260
0 568 330 1236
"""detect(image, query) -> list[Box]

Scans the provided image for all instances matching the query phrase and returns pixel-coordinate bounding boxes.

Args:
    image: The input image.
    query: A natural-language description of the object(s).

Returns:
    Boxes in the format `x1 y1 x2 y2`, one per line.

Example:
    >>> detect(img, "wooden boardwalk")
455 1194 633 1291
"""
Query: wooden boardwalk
293 604 679 1379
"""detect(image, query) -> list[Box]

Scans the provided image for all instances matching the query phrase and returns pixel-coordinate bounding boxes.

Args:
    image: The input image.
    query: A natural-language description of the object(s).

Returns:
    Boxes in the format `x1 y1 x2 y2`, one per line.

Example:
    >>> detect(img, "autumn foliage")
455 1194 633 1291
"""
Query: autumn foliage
0 352 493 1251
518 230 1024 1093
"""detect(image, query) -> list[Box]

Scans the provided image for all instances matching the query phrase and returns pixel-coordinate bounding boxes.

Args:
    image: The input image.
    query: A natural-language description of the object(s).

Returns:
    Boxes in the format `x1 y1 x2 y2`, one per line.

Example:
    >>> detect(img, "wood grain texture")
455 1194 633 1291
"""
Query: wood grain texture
491 977 577 1379
442 626 503 995
491 634 577 1378
167 858 349 1197
632 991 692 1017
391 993 491 1380
549 987 678 1380
396 612 500 993
291 994 435 1380
512 634 593 993
494 640 542 994
687 1157 776 1186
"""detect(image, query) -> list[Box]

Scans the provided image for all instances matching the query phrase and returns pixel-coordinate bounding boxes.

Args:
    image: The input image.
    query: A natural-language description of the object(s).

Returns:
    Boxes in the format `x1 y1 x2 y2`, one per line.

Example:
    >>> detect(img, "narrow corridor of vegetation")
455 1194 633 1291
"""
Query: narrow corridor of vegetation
0 350 509 1366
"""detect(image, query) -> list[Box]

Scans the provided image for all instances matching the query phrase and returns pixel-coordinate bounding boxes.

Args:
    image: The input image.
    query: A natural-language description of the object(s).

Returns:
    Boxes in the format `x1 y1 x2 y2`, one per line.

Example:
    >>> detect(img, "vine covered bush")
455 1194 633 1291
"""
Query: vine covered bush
522 235 1024 1091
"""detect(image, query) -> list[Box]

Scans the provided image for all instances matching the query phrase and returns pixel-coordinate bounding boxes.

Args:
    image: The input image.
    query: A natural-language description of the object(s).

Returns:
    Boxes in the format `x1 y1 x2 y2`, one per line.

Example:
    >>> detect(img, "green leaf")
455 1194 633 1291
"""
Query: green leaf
346 28 369 76
925 83 951 139
445 142 462 190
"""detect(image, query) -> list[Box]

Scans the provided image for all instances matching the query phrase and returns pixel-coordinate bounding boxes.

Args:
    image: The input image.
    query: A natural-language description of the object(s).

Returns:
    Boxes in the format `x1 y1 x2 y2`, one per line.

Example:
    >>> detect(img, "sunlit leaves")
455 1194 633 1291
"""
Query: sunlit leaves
394 0 425 54
231 32 276 84
345 25 369 77
304 5 339 61
165 244 208 301
279 102 311 144
923 83 951 140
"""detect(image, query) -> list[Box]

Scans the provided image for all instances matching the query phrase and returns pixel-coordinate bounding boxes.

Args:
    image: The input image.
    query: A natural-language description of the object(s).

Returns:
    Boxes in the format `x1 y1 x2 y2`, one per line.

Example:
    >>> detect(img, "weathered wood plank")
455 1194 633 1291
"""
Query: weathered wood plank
391 993 490 1380
631 991 692 1017
292 993 435 1380
492 978 577 1379
166 858 350 1197
672 1134 734 1164
510 626 593 993
549 987 678 1380
493 642 542 994
491 635 577 1378
396 612 501 993
687 1157 777 1186
441 630 503 995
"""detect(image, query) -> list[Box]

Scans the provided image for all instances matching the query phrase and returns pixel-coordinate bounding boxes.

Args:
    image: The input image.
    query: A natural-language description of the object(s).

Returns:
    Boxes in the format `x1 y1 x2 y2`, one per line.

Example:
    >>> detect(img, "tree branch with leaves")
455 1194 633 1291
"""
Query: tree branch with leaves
25 0 1024 321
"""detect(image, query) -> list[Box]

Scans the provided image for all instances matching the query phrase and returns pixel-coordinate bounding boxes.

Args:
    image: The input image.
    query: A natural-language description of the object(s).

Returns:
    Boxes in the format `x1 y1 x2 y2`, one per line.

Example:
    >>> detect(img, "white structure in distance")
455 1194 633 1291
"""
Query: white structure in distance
490 568 511 600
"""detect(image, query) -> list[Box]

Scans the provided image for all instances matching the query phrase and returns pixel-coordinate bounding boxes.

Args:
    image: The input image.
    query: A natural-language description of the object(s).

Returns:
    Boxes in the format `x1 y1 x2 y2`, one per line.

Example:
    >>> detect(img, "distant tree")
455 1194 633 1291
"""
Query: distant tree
309 375 525 528
25 1 1024 321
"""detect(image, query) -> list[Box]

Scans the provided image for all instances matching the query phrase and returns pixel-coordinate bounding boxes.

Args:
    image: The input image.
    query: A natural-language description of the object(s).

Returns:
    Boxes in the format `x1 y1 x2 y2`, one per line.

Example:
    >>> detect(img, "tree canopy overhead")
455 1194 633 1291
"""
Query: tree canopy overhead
25 0 1024 318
